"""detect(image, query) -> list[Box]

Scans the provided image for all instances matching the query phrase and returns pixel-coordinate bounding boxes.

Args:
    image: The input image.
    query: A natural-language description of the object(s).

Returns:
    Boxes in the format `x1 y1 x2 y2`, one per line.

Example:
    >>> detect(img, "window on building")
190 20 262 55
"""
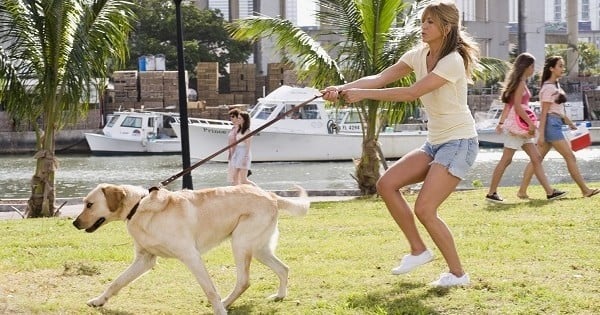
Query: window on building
581 0 589 21
553 0 561 22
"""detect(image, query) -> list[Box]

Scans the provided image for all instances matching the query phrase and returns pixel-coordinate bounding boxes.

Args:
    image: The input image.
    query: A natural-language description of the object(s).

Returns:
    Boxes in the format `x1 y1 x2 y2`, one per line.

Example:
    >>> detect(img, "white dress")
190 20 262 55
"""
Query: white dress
227 131 251 183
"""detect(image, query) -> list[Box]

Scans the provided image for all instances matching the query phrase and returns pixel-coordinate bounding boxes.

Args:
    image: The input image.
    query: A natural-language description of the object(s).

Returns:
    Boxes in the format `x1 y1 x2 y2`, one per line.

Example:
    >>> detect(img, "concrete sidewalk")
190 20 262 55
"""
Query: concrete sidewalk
0 189 360 220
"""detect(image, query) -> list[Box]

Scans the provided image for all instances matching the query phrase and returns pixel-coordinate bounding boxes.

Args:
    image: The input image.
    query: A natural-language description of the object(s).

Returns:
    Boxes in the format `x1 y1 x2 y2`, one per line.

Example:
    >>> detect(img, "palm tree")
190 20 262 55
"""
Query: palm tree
229 0 506 194
0 0 135 217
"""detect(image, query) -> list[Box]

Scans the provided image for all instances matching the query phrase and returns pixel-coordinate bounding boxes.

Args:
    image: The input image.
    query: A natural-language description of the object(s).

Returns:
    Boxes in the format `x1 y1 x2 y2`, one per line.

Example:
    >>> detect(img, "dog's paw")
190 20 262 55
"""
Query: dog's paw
267 293 285 302
87 296 107 307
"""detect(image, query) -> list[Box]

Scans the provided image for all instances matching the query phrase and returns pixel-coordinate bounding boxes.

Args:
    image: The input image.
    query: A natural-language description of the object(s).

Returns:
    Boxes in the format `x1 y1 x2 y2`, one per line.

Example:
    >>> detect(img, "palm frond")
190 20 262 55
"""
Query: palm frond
228 15 343 87
0 0 136 128
472 57 510 82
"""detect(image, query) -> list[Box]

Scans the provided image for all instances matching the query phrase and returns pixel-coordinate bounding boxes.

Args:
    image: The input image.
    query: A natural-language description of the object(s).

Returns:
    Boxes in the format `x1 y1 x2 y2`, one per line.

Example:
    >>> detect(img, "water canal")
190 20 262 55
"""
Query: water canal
2 147 600 199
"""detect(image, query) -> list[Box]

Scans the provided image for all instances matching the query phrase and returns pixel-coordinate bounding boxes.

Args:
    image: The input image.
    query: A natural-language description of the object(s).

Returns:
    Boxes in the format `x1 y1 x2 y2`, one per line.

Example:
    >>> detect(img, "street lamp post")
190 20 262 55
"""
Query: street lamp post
174 0 193 189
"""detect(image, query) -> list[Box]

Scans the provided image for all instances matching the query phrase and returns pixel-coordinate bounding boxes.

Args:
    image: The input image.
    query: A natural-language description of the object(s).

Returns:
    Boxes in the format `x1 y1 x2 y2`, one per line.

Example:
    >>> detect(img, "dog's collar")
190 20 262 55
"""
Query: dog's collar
127 188 159 220
126 201 140 220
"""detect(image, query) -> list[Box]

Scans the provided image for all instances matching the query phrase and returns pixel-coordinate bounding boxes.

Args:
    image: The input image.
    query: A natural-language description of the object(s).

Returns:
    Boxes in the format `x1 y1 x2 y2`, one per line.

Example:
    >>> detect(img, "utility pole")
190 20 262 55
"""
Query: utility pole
566 0 579 77
517 0 526 54
174 0 193 189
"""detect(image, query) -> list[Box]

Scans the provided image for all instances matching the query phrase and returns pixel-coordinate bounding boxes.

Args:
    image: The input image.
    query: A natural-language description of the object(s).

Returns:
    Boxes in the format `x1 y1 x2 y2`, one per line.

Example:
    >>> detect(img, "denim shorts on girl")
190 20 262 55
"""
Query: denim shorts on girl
544 114 566 142
419 137 479 180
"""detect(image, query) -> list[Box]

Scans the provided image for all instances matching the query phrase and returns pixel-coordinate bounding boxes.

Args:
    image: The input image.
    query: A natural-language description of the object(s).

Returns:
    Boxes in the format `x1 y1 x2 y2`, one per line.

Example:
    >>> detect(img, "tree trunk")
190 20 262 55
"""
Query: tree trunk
26 129 58 218
355 135 381 195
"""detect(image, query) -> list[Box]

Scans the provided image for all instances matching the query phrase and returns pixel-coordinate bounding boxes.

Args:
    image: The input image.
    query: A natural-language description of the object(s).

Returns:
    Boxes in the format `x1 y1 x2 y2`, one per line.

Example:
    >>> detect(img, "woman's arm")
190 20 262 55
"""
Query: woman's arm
339 71 448 104
561 113 577 130
495 103 510 134
243 133 252 162
322 61 413 101
537 101 551 144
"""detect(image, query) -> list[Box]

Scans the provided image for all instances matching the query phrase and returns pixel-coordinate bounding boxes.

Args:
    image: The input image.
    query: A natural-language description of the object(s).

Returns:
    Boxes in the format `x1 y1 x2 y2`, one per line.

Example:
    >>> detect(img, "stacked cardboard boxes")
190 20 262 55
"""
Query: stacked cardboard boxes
196 62 220 106
267 63 292 94
139 71 164 108
163 70 188 108
229 63 255 92
111 71 138 111
229 63 257 105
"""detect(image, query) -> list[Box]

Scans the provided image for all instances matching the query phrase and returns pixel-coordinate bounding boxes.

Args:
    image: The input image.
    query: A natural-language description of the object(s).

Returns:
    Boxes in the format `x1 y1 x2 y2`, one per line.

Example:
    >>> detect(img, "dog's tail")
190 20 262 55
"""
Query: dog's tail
274 185 309 216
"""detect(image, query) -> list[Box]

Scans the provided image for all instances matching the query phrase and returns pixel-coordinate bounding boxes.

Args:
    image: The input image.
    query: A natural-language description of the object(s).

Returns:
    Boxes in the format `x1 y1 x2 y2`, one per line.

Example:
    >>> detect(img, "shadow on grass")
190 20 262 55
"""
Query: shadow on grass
483 197 567 212
344 281 447 314
98 308 135 315
482 202 521 212
227 304 257 315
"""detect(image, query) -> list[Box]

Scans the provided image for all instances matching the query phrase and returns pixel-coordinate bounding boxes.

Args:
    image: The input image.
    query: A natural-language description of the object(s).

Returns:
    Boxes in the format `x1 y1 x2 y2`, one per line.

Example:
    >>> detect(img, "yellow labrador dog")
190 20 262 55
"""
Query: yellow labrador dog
73 183 309 315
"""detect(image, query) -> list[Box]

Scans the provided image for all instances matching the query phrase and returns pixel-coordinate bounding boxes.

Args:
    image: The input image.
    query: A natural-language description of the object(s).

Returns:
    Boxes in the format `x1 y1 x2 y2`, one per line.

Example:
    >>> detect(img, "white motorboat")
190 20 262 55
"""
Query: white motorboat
171 85 428 162
474 101 505 148
85 110 234 155
85 110 183 155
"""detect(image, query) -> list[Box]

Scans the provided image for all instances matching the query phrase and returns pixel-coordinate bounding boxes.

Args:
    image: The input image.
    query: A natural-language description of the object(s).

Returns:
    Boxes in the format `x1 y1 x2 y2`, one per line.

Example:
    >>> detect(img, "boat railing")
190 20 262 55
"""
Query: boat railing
176 117 232 126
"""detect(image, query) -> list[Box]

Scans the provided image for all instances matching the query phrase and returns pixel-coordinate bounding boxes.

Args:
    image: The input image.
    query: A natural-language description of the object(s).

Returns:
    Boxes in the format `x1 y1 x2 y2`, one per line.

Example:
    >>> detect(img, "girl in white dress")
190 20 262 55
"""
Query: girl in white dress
227 110 256 186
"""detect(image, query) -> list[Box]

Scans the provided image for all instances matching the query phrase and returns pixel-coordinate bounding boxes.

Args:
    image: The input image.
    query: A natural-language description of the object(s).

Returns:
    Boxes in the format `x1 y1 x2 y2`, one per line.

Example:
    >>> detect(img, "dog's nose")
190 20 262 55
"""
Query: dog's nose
73 219 81 229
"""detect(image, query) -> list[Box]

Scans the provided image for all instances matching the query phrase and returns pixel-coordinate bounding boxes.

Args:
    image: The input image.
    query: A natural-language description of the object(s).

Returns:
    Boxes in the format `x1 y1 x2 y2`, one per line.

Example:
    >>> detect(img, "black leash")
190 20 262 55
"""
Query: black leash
156 93 323 188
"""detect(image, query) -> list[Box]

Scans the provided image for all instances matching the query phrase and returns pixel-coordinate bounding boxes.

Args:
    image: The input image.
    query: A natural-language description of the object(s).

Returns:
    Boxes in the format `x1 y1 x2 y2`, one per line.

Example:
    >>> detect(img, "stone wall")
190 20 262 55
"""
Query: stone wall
0 109 101 132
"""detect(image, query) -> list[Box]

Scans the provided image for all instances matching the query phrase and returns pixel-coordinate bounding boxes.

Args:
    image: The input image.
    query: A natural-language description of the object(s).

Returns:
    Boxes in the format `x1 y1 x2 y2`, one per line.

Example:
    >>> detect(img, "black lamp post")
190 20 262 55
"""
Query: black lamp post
174 0 193 189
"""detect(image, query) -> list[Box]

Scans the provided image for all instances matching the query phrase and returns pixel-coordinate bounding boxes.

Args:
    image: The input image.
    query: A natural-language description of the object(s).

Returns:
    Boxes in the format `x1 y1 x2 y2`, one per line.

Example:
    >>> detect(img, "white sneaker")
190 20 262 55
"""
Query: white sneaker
391 249 434 275
430 272 470 287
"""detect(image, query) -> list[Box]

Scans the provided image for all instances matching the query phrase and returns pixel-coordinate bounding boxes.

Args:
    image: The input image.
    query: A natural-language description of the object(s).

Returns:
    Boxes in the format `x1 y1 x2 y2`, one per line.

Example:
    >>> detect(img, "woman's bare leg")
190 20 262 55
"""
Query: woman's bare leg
376 149 431 254
521 143 554 195
487 148 516 196
518 142 551 197
239 168 257 186
414 164 464 276
551 140 594 196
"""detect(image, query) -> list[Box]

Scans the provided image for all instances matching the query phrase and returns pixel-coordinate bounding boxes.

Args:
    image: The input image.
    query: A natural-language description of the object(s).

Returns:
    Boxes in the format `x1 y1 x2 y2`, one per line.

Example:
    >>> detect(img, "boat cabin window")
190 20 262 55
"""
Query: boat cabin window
302 104 320 119
285 105 302 119
121 116 143 128
345 111 361 124
106 115 119 127
254 104 277 120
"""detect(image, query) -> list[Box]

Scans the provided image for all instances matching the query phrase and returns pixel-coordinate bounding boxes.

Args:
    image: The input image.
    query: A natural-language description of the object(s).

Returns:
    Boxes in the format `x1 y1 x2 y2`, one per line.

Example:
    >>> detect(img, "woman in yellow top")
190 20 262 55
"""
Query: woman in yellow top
323 2 478 287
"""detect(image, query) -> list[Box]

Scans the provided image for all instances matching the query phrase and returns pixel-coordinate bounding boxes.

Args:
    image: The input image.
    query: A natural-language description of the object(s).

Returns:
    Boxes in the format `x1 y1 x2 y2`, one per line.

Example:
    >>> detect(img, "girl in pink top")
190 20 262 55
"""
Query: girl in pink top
518 56 599 198
485 53 566 202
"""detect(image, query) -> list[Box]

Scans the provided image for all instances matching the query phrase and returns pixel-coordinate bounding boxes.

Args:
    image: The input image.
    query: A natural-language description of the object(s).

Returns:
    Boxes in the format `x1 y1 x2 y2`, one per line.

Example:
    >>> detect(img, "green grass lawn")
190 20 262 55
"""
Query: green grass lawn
1 183 599 314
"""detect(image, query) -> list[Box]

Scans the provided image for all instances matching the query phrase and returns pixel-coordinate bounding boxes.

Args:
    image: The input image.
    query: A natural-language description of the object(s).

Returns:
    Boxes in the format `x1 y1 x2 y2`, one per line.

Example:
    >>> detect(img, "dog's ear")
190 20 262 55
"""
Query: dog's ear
102 185 126 212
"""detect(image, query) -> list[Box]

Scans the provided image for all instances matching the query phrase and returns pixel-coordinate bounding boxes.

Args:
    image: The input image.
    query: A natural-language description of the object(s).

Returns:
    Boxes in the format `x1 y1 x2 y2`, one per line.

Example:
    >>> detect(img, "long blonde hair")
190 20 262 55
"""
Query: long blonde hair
422 1 479 76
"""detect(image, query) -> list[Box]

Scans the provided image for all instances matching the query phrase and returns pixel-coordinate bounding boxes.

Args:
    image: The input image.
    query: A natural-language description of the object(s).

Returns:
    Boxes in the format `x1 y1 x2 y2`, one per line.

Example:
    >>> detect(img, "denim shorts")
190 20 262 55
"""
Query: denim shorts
544 114 566 142
420 137 479 180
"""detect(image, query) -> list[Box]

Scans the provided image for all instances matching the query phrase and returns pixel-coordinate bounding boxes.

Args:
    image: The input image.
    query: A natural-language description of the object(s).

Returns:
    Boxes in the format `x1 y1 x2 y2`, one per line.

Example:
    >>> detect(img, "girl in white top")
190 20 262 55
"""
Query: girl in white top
227 111 256 186
323 2 478 287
